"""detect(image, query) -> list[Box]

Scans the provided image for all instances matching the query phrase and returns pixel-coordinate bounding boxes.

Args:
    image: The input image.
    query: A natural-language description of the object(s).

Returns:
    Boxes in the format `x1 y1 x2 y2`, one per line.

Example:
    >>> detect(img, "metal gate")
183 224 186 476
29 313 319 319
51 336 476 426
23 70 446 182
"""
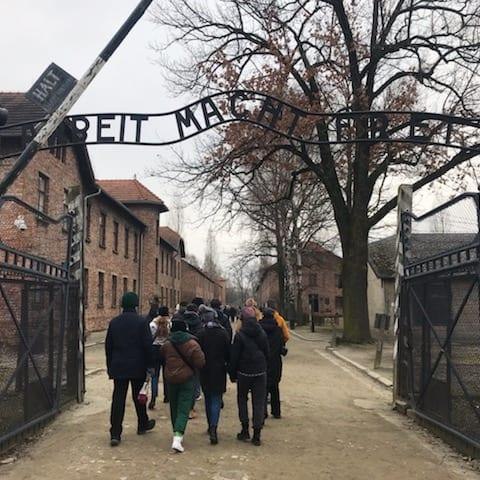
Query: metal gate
0 196 80 448
398 193 480 446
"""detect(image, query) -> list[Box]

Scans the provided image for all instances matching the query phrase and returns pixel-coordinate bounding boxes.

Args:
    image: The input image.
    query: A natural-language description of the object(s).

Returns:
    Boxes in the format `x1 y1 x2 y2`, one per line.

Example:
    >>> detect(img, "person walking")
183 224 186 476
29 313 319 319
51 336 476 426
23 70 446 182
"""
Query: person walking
229 307 269 446
161 319 205 453
183 303 203 417
197 309 230 445
210 298 233 343
105 292 155 447
260 308 285 419
148 306 170 409
266 300 291 343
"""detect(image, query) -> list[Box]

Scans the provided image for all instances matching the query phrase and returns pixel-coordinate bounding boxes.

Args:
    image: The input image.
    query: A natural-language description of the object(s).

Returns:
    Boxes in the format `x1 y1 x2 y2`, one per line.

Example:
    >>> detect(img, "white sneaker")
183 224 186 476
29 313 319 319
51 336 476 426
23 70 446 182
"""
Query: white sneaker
172 435 184 453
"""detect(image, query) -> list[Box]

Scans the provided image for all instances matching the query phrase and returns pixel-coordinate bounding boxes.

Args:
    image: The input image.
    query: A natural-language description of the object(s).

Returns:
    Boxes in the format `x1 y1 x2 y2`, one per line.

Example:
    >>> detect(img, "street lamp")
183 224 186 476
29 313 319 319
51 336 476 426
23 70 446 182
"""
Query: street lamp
0 107 8 126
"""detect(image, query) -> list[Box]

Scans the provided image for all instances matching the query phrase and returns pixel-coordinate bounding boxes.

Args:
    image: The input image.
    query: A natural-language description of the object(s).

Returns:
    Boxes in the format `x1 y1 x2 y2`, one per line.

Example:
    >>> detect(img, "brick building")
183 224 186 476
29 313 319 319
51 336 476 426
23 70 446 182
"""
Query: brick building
256 243 343 320
181 259 225 305
83 188 146 331
158 226 185 309
85 179 172 331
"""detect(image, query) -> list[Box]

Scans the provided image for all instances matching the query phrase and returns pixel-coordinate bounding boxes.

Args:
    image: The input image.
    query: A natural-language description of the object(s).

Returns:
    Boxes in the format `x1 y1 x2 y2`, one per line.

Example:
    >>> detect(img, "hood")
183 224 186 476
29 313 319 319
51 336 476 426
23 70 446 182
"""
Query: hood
183 311 201 324
260 315 278 334
199 305 217 324
205 320 222 329
169 331 193 344
241 318 262 338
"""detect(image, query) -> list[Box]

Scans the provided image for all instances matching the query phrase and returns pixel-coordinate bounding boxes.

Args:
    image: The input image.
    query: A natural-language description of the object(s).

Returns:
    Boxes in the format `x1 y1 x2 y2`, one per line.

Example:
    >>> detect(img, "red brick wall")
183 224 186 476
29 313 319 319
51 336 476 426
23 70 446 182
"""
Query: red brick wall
158 243 182 311
181 261 217 304
0 145 82 264
84 197 143 332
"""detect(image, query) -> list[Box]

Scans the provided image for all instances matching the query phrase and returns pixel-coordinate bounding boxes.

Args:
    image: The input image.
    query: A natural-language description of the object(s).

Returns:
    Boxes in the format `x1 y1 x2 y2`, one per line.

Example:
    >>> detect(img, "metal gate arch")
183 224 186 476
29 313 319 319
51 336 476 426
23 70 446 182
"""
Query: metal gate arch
398 192 480 447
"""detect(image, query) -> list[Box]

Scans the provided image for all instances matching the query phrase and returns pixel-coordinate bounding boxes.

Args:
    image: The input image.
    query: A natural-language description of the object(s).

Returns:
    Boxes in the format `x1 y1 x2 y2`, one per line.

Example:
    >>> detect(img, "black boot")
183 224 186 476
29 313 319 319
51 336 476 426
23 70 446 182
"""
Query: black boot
148 399 155 410
236 423 250 441
137 419 156 435
209 426 218 445
252 428 261 446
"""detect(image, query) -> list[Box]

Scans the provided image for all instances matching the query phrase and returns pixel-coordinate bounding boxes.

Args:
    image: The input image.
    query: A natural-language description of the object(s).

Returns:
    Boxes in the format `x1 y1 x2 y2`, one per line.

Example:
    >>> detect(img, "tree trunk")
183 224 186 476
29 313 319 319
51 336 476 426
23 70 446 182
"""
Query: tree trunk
341 217 371 343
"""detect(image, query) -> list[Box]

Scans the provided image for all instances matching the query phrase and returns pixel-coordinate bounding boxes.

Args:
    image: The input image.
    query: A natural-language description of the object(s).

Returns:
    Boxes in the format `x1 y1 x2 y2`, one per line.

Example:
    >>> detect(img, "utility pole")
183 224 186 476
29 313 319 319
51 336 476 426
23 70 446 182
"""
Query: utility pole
0 0 153 196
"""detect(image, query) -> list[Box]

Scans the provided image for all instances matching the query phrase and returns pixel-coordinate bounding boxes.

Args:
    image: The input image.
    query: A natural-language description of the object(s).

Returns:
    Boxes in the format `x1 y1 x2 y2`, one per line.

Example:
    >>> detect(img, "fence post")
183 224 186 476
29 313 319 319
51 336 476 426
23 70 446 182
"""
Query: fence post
392 185 412 405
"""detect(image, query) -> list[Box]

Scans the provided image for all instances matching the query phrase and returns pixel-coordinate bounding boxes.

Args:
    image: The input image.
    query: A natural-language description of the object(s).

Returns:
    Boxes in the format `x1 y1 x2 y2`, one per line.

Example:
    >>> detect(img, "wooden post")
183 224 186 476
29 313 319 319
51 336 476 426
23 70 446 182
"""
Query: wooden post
392 185 413 404
373 315 386 369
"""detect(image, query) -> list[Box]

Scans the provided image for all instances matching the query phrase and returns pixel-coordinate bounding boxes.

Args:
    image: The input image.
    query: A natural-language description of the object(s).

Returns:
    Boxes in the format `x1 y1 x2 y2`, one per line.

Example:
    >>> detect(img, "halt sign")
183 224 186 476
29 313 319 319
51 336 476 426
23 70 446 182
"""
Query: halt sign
26 63 77 113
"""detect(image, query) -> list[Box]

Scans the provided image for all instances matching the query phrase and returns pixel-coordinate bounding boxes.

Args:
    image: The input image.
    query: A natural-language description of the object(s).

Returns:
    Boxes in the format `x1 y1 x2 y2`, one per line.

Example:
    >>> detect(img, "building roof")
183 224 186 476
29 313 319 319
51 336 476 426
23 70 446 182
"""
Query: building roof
368 233 478 279
182 258 221 286
0 92 97 193
0 92 47 137
97 179 169 212
159 226 185 257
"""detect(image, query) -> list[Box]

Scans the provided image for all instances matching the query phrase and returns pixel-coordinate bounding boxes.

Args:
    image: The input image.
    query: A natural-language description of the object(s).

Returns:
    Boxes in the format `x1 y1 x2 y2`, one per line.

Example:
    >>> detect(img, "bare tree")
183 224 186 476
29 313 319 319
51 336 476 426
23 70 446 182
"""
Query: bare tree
203 227 221 278
151 0 480 342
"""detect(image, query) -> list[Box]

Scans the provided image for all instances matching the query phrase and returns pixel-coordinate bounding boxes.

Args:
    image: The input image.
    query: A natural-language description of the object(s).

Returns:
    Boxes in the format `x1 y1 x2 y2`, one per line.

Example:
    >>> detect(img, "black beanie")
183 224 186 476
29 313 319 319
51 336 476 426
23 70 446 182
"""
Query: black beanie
171 320 188 333
121 292 139 309
158 306 169 316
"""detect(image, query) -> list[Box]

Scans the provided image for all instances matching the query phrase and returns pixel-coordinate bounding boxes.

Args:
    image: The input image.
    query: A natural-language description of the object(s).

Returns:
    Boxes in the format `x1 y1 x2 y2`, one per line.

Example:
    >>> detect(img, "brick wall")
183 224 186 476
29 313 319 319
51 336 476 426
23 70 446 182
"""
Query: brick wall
83 195 143 332
181 260 217 304
158 242 182 310
257 250 343 318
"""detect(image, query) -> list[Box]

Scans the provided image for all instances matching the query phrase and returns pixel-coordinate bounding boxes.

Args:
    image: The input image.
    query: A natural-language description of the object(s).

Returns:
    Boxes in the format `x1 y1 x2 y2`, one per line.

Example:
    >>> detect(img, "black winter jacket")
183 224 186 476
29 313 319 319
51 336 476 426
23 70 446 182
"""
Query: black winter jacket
229 319 269 380
260 315 284 385
213 308 233 343
105 310 153 379
197 322 230 394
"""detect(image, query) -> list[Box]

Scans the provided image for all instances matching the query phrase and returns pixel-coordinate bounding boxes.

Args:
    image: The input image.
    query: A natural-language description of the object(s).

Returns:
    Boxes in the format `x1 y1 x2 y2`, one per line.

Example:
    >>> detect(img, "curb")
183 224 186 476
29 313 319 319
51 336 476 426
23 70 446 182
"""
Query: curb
327 347 393 389
85 368 105 377
290 330 325 342
85 340 105 348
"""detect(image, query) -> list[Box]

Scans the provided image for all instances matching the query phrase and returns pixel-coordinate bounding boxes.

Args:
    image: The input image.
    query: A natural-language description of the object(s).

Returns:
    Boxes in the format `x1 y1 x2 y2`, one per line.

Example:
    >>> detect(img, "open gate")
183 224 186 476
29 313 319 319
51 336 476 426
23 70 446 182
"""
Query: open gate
0 196 80 449
398 193 480 446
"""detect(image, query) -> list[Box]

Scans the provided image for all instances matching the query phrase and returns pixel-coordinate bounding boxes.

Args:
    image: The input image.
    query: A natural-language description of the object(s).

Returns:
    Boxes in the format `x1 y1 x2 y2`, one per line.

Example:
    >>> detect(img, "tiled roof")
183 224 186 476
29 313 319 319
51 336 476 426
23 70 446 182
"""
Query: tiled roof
0 92 47 136
97 179 168 211
182 259 221 286
368 233 478 279
159 226 185 256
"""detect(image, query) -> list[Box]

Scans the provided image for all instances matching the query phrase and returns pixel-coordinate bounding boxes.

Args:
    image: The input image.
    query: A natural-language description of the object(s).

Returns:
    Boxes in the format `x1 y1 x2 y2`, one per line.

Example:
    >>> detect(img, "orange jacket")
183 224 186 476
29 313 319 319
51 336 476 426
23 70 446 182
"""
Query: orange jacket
274 311 290 343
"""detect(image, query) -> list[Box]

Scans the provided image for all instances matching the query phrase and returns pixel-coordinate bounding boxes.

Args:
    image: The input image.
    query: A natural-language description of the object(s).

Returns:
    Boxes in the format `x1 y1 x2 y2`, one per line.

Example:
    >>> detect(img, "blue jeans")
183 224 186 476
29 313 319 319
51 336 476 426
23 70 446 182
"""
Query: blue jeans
204 392 223 427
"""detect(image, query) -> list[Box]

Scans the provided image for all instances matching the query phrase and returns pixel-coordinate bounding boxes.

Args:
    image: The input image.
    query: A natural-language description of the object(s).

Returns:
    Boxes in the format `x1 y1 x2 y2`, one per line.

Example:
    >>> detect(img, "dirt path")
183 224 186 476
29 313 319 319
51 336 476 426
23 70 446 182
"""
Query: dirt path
2 336 480 480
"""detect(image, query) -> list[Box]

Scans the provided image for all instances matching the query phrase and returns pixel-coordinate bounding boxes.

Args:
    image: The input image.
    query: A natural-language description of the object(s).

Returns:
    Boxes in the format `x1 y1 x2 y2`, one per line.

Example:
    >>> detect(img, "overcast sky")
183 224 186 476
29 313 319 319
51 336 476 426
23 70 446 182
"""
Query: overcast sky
0 0 248 271
2 1 475 270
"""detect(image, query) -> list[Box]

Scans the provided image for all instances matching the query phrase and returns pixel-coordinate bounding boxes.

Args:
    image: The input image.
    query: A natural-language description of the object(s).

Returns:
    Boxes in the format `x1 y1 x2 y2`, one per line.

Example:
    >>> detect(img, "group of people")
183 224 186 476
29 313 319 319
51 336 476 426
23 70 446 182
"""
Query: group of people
105 292 289 453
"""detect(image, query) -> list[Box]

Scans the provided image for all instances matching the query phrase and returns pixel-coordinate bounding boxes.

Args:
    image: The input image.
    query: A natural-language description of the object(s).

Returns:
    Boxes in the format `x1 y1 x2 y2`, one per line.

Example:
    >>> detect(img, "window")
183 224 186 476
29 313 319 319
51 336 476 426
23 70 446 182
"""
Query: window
308 294 319 313
335 274 342 289
155 258 159 284
49 144 66 162
156 217 159 245
62 188 69 232
98 272 105 307
133 279 137 293
166 254 170 276
86 203 91 242
309 273 317 286
325 297 330 305
38 173 49 214
124 227 130 258
161 251 164 274
112 221 119 253
134 232 139 262
111 275 117 308
84 268 89 308
123 277 128 294
99 212 106 248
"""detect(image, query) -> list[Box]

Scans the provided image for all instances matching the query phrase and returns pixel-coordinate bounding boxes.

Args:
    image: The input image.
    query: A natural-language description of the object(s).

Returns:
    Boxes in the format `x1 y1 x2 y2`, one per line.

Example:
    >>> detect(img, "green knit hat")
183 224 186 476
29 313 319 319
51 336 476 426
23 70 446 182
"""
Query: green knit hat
121 291 139 309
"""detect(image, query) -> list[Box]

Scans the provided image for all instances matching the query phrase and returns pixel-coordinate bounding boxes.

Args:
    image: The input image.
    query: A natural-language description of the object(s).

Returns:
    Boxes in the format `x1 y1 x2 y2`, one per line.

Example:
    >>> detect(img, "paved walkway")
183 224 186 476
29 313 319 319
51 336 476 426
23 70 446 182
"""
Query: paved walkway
2 335 479 479
292 326 393 384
